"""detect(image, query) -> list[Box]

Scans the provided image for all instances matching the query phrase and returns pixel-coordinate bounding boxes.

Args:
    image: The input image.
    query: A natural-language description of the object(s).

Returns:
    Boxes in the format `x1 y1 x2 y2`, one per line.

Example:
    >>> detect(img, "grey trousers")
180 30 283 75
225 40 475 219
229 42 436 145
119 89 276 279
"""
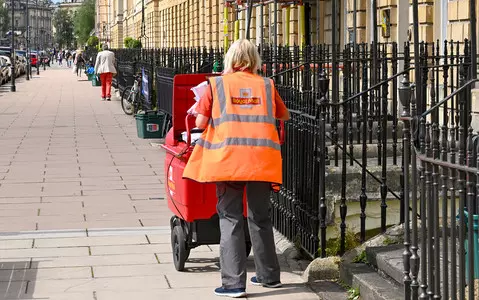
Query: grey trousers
216 181 281 289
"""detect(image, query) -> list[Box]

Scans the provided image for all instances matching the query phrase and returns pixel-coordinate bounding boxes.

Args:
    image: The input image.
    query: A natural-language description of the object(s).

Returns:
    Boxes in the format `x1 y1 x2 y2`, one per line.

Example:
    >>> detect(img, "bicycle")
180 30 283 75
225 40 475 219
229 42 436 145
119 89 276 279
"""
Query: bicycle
121 74 149 115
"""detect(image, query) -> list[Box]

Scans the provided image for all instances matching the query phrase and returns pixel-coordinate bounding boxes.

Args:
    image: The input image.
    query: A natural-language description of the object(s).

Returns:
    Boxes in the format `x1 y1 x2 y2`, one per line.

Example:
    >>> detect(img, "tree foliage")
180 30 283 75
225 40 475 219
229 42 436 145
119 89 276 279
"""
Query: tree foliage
86 36 99 47
124 37 142 49
124 37 133 48
53 9 74 48
0 0 9 35
74 0 95 45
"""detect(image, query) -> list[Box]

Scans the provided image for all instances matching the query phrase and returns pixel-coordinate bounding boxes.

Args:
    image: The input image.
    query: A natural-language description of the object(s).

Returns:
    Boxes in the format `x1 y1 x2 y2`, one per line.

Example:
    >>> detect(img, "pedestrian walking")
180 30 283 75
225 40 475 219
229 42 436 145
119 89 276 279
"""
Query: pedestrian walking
183 39 290 298
74 51 85 77
94 43 117 101
58 52 63 66
66 51 72 68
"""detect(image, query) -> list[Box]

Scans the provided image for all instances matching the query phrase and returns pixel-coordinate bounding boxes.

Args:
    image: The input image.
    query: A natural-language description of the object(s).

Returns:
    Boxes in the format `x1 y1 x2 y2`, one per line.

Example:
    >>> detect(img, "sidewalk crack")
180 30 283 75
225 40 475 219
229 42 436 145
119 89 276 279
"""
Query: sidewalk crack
164 275 171 289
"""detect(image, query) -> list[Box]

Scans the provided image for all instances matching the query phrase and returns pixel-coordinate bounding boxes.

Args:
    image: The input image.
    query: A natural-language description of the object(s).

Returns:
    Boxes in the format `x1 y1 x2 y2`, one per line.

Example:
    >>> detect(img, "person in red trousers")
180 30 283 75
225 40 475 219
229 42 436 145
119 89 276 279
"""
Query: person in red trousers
94 43 117 101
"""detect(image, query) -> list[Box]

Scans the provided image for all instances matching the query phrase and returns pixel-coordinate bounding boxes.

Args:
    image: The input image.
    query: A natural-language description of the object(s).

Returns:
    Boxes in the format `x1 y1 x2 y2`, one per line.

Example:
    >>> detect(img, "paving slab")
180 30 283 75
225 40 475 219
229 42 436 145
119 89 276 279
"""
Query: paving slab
0 229 87 240
0 267 92 282
34 235 148 248
0 247 89 258
32 254 158 269
10 292 95 300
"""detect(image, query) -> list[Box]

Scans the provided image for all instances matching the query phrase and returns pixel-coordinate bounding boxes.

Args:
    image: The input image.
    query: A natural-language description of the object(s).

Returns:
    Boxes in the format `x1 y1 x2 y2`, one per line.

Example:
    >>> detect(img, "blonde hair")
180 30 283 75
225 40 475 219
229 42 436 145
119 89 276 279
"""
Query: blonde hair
223 39 261 74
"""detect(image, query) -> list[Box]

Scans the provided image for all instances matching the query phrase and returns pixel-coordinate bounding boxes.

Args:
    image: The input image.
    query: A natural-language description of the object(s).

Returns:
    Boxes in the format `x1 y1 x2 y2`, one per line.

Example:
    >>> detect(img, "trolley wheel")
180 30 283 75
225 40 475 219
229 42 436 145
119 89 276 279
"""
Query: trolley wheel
171 225 189 271
245 241 252 257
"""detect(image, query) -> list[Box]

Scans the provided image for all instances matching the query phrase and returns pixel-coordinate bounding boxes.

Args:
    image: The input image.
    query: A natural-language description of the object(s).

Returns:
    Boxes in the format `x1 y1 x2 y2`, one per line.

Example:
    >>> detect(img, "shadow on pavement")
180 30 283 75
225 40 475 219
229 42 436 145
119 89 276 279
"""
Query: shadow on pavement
0 260 37 299
246 283 313 298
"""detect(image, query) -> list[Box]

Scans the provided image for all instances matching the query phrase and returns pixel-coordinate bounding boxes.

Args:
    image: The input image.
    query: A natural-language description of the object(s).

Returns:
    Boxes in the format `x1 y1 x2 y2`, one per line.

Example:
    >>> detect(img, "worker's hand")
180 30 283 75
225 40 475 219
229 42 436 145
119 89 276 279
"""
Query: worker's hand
195 114 209 129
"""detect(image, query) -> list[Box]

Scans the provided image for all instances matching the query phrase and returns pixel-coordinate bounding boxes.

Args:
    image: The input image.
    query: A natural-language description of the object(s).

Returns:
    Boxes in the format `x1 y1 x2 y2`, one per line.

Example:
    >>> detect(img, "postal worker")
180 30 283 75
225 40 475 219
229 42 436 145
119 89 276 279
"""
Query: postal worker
183 39 290 298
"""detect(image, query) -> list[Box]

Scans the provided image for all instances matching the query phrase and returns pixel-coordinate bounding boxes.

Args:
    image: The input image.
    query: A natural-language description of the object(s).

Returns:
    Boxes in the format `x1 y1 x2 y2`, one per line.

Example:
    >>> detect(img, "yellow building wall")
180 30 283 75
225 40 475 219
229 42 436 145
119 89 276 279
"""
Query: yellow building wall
109 0 479 49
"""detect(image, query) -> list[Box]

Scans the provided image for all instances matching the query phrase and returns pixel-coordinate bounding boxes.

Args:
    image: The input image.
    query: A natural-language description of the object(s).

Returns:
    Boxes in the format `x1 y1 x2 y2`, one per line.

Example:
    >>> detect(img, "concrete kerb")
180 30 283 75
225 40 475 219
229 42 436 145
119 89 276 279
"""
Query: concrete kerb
273 229 304 273
301 224 404 284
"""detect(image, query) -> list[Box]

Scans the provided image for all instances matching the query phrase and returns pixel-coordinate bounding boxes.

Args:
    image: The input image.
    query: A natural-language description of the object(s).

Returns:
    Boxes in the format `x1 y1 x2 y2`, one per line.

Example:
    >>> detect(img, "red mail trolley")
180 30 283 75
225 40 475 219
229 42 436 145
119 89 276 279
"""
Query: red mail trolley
161 74 252 271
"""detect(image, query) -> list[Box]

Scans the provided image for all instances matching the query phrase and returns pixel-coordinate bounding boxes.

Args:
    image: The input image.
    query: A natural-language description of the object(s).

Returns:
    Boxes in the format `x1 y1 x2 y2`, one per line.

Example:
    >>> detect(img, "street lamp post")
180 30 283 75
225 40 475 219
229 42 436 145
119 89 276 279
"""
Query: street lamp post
26 0 30 80
35 0 39 75
10 0 15 92
42 1 45 70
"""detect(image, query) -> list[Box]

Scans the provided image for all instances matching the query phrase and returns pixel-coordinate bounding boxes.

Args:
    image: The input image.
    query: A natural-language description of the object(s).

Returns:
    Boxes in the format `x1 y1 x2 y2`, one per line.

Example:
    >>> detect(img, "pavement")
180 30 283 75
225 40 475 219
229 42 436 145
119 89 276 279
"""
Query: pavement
0 66 324 300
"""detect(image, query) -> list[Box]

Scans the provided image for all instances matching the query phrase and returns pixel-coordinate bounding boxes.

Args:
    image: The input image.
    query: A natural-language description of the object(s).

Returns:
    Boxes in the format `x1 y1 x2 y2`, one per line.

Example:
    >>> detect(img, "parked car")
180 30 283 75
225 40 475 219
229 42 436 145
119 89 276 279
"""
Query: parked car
0 57 8 84
0 55 12 81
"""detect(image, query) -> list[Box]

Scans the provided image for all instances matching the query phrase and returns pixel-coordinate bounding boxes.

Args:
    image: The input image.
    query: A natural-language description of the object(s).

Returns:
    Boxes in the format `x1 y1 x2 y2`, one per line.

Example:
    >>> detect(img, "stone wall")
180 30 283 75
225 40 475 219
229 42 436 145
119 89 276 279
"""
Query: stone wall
107 0 478 49
448 0 475 42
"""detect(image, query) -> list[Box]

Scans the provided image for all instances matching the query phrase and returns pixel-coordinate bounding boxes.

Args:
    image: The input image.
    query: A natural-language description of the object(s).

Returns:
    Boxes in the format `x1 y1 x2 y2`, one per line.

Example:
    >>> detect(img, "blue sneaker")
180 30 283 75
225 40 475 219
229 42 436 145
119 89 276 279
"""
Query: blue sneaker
214 287 247 298
250 276 282 288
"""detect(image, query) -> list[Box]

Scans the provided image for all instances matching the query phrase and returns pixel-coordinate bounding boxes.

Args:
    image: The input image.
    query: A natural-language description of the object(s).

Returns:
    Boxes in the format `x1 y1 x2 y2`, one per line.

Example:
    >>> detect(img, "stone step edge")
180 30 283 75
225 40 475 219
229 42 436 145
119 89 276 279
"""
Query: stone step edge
365 245 405 289
340 261 405 300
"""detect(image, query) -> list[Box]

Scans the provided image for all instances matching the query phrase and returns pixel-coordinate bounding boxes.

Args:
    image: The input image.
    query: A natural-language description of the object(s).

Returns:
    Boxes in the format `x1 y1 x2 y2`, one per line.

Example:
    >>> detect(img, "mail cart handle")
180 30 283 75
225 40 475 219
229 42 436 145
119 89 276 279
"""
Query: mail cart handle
185 114 193 148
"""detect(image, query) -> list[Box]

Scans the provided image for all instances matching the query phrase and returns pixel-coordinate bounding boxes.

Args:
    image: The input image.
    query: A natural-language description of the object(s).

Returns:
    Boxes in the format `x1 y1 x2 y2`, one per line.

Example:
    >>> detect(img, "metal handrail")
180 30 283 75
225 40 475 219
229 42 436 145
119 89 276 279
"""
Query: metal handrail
324 133 401 200
420 78 479 118
329 67 413 106
330 63 466 107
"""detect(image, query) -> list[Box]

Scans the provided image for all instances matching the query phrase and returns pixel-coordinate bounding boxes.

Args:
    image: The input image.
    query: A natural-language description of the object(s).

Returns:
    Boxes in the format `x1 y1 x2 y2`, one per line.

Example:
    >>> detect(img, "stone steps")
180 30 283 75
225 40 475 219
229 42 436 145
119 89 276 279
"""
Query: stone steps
326 141 403 159
325 120 404 142
365 245 405 290
339 243 406 300
341 237 465 300
340 259 405 300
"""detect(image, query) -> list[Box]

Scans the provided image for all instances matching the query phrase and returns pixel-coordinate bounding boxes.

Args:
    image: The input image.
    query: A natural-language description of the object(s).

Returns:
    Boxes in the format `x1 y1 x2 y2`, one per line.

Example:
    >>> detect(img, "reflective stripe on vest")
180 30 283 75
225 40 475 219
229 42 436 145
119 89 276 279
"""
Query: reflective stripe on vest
210 76 275 128
197 137 281 150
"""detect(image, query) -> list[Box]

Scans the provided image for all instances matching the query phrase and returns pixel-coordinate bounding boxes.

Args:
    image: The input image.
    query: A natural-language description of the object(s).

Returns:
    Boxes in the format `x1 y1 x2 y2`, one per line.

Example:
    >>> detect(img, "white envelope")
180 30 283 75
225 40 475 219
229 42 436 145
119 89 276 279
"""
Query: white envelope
188 81 209 116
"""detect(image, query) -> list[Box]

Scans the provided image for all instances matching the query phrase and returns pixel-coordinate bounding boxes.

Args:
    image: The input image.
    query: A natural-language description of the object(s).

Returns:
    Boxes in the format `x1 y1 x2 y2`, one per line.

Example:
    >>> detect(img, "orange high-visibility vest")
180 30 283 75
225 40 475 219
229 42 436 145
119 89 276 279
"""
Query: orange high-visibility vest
183 72 282 184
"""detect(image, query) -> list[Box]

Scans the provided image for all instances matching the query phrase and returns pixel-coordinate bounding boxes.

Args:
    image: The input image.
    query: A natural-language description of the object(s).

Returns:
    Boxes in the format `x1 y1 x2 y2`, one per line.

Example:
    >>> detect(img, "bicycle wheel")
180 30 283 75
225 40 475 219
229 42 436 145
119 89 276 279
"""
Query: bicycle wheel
121 86 135 115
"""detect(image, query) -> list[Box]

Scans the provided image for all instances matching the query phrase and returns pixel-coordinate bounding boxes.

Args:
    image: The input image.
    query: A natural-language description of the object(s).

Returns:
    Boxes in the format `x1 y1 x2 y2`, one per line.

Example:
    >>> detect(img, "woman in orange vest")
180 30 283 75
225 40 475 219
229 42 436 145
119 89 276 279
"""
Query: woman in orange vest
183 39 290 298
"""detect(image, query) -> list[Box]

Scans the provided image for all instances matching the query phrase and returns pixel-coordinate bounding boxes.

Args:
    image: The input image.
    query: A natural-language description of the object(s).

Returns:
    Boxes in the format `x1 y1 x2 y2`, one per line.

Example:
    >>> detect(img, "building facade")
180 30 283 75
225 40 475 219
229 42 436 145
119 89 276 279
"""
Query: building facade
101 0 477 49
57 0 84 12
1 0 54 50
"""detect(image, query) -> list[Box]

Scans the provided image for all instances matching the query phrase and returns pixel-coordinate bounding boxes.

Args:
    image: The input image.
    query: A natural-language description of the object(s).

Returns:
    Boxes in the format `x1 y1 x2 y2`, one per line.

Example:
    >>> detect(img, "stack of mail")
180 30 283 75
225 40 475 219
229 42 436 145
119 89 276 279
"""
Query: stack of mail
187 81 209 116
181 131 202 143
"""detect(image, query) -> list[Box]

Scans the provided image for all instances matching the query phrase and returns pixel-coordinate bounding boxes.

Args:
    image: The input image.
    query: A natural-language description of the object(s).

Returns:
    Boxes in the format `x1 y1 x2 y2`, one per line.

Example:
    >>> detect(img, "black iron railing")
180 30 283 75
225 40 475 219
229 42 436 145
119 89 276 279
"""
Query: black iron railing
269 42 407 257
402 40 478 300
